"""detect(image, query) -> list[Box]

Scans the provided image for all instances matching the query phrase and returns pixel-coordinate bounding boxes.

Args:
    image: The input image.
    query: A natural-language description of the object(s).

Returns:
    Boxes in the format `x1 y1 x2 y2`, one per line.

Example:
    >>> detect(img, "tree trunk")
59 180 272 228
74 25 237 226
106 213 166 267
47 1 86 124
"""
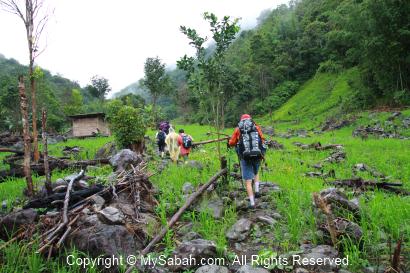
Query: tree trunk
18 75 33 197
130 141 145 154
42 108 52 195
30 69 39 162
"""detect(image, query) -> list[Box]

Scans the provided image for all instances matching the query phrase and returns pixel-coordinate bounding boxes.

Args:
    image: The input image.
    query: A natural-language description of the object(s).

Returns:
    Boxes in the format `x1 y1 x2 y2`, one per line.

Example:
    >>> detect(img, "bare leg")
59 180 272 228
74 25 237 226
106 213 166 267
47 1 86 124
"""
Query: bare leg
245 179 255 206
254 173 260 194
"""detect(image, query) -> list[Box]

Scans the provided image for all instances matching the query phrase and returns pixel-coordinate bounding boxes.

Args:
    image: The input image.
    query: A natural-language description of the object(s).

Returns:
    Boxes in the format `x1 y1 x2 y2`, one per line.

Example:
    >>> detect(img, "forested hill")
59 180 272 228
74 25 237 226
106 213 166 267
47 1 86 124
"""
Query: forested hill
167 0 410 125
0 55 110 132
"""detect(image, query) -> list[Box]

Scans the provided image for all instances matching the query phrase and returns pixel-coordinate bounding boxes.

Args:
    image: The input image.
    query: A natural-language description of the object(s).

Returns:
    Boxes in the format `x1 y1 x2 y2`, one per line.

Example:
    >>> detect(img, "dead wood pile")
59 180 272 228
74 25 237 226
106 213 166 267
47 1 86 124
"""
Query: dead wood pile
0 163 158 257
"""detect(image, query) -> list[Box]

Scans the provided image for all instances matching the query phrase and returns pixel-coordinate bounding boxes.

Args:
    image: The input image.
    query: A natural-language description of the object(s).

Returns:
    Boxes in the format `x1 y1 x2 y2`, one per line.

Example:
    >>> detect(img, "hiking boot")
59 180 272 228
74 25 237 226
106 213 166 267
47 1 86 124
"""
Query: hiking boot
255 192 261 198
248 204 256 210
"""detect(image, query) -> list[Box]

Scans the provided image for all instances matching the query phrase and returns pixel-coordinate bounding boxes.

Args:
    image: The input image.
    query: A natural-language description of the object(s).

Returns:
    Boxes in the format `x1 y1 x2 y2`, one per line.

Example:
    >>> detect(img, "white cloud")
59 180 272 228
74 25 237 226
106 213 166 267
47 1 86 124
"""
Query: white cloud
0 0 287 94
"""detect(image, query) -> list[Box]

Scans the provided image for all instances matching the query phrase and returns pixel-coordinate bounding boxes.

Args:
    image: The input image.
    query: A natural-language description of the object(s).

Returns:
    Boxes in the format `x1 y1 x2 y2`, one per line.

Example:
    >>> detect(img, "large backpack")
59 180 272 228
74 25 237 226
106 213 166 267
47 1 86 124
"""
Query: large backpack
182 134 192 149
159 121 170 135
237 118 262 160
157 131 166 145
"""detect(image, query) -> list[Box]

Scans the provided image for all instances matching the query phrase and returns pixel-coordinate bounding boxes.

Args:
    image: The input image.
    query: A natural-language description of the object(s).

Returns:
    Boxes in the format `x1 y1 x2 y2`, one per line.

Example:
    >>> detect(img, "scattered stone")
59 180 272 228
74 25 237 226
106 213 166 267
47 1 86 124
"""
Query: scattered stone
169 239 217 271
265 139 284 149
68 224 139 257
177 222 194 236
62 146 81 155
226 218 252 242
186 160 204 170
259 182 281 194
352 163 385 178
109 149 143 171
325 150 346 163
182 182 195 195
236 265 270 273
90 195 105 211
387 111 401 120
299 245 339 272
0 209 38 239
403 117 410 128
294 268 309 273
195 265 229 273
271 212 283 220
319 188 360 215
362 265 386 273
321 117 355 131
182 231 202 241
95 141 118 159
256 215 277 226
98 206 125 224
261 126 275 136
82 214 102 227
333 218 363 241
338 269 353 273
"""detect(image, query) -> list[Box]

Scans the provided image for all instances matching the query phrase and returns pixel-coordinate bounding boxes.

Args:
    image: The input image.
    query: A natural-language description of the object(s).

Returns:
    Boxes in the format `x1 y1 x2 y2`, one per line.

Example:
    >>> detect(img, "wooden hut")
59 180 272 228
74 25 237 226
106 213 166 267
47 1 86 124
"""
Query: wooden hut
69 113 110 137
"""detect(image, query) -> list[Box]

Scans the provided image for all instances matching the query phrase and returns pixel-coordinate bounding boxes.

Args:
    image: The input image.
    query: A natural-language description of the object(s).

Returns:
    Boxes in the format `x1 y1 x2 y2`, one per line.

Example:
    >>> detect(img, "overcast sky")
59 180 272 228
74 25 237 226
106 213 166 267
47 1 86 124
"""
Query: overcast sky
0 0 287 95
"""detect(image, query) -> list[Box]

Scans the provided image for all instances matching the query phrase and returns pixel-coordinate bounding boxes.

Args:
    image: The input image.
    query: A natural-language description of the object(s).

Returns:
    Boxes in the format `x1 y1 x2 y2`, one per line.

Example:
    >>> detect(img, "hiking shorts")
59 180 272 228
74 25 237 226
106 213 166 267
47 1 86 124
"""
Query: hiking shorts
158 142 166 152
240 159 261 180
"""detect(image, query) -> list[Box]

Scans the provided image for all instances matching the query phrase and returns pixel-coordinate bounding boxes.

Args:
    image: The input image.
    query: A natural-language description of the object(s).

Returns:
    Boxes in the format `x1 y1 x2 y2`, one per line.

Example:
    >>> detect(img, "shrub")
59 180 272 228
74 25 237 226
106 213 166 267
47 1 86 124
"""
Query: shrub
107 105 147 149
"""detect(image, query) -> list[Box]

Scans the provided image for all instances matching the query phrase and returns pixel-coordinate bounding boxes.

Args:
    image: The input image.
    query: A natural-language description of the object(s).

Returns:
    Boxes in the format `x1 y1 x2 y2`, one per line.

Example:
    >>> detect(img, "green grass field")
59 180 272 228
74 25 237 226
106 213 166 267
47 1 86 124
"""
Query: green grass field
0 71 409 272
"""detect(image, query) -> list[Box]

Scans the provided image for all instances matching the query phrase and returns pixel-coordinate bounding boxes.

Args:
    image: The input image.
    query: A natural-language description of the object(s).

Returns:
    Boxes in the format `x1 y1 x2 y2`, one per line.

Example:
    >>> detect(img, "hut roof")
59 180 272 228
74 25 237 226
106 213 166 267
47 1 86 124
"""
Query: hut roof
68 113 106 119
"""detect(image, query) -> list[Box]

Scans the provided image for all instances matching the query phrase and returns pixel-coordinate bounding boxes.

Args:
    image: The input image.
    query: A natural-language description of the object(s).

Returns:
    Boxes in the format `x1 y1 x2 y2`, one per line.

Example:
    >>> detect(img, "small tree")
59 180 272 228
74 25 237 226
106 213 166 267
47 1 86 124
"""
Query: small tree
107 102 147 154
142 57 171 121
87 75 111 100
0 0 51 162
178 12 240 158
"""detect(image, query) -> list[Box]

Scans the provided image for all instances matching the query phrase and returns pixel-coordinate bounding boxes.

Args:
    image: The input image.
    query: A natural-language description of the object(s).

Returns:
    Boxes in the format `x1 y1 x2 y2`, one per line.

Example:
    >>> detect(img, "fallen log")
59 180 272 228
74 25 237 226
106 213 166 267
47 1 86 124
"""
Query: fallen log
192 137 229 147
328 177 409 195
0 148 24 155
0 158 110 182
23 184 104 209
125 167 228 273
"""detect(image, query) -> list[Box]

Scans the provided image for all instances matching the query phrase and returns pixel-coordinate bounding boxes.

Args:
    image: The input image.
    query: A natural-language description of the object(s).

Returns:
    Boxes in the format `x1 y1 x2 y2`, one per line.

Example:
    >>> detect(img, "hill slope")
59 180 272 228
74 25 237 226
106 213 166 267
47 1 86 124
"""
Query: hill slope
271 68 361 125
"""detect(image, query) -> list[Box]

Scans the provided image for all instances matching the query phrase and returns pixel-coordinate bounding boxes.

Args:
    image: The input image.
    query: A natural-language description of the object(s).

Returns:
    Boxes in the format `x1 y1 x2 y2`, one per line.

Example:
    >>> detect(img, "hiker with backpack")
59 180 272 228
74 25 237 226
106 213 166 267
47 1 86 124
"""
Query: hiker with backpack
158 121 171 135
228 114 265 209
155 127 167 158
177 129 193 162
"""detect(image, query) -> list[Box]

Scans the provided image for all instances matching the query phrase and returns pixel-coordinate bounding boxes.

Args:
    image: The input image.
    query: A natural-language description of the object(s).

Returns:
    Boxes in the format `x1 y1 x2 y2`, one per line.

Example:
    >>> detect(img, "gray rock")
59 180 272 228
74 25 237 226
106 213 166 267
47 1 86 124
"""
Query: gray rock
98 206 125 224
203 198 224 219
320 188 359 214
259 182 281 194
182 231 201 241
47 137 58 145
2 200 7 210
177 222 193 236
90 195 105 211
169 239 217 271
95 141 118 159
68 224 139 257
261 126 275 136
186 160 204 170
334 218 363 241
338 269 352 273
0 209 38 239
299 245 339 272
271 212 283 220
82 214 102 227
195 265 229 273
182 182 195 195
109 149 143 171
256 215 277 226
226 218 252 242
294 268 309 273
236 265 270 273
